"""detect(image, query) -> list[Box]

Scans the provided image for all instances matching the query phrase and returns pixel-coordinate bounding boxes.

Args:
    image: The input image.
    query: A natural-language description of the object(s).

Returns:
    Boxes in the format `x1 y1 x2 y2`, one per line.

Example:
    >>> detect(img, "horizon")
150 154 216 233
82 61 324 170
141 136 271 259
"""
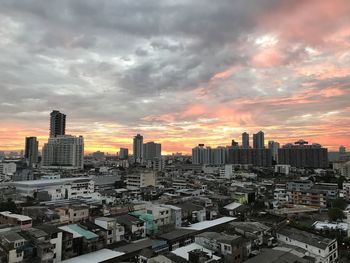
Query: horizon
1 1 350 154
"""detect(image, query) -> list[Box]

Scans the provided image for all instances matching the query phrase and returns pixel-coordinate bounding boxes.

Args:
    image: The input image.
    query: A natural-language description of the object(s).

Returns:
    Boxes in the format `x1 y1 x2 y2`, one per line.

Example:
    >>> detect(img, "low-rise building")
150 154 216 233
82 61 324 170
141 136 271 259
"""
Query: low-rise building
0 232 26 263
277 227 338 263
115 214 146 241
0 211 32 230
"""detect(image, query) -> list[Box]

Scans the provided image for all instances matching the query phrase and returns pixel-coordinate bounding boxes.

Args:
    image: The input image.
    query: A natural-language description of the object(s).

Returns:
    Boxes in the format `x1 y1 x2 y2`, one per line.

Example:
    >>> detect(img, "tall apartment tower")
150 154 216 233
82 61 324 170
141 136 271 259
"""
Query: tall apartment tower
119 148 129 160
242 132 249 149
50 110 66 137
253 131 265 149
42 135 84 169
25 137 39 166
268 140 280 162
143 142 161 162
133 134 144 163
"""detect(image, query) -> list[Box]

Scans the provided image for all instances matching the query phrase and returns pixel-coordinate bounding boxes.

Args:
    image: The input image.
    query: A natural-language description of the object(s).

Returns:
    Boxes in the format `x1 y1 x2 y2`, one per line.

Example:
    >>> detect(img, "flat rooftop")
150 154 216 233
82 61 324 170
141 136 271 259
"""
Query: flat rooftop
179 217 236 231
61 249 124 263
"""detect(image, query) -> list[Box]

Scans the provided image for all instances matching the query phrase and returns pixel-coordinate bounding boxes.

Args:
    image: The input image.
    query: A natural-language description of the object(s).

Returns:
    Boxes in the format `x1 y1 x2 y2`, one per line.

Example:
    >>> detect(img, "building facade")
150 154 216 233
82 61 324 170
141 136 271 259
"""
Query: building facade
42 135 84 169
278 140 328 168
133 134 143 163
25 137 39 166
50 110 66 137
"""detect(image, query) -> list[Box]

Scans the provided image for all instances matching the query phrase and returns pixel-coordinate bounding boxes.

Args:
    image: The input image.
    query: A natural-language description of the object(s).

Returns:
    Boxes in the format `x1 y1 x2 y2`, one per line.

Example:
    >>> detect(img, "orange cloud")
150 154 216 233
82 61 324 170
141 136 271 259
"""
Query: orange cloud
251 48 284 67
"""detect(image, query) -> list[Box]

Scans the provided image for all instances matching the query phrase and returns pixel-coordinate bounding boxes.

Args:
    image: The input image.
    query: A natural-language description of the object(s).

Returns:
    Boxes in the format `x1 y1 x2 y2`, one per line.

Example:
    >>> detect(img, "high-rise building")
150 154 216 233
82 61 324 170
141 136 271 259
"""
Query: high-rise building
226 148 272 167
25 137 39 166
50 110 66 137
212 147 226 165
268 140 280 162
192 144 205 165
42 135 84 169
119 148 129 160
340 146 346 154
253 131 265 149
278 140 328 168
242 132 249 149
133 134 143 163
143 142 161 161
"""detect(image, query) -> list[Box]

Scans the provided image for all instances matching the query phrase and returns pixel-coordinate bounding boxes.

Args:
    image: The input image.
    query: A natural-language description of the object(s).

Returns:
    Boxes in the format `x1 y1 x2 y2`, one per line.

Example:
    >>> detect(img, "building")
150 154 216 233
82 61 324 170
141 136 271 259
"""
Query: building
0 211 32 230
278 140 328 168
211 147 226 165
242 132 249 149
55 206 89 224
277 227 338 263
268 140 280 162
133 134 143 163
143 142 161 162
11 177 92 199
50 110 66 137
115 214 146 241
192 144 205 165
253 131 264 149
274 164 291 175
0 232 27 263
41 135 84 169
0 162 16 176
339 161 350 178
126 171 157 190
36 225 63 263
339 146 346 154
226 148 272 167
119 148 129 160
25 137 39 166
94 217 125 243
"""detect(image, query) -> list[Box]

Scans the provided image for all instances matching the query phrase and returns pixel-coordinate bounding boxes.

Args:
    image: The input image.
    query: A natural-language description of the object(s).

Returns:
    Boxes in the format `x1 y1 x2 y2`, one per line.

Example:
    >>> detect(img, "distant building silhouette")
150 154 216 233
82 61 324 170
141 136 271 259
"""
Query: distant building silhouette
50 110 66 137
242 132 249 149
133 134 143 163
253 131 265 149
25 137 38 166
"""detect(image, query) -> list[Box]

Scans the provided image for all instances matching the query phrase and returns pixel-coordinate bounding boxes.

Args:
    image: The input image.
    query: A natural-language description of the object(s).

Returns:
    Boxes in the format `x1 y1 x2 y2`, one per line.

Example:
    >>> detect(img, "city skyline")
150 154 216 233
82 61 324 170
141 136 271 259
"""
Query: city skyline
1 1 350 153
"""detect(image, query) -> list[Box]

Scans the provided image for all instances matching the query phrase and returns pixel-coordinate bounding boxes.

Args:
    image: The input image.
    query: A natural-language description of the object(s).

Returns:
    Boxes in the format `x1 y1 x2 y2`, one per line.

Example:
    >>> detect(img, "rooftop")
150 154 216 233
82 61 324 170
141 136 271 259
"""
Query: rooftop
180 217 236 231
61 249 124 263
244 248 308 263
59 224 98 240
158 229 196 241
115 214 144 226
0 211 32 222
171 243 221 261
277 227 335 250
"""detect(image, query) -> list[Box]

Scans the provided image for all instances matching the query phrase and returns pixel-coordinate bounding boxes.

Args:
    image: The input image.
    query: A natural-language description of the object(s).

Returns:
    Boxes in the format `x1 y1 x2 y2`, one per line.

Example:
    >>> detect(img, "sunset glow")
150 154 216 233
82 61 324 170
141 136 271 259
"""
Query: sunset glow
0 0 350 154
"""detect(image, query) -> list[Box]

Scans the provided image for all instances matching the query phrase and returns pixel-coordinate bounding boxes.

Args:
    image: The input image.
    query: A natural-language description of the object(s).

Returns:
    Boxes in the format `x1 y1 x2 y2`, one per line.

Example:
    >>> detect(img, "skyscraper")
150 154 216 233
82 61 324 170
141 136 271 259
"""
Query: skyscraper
42 135 84 169
253 131 265 149
119 148 129 160
192 144 205 165
143 142 161 161
268 140 280 162
278 140 328 168
25 137 38 166
50 110 66 137
133 134 143 163
242 132 249 149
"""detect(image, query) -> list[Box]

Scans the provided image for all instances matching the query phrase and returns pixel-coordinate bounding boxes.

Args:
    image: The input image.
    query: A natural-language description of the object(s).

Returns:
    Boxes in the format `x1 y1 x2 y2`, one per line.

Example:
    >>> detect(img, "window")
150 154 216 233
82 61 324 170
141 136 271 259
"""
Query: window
16 252 22 258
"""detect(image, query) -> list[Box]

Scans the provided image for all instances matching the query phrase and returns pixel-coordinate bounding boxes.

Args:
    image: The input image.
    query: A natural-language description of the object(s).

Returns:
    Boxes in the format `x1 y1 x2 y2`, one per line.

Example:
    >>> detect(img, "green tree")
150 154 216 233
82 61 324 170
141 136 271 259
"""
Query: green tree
328 208 345 222
332 198 347 210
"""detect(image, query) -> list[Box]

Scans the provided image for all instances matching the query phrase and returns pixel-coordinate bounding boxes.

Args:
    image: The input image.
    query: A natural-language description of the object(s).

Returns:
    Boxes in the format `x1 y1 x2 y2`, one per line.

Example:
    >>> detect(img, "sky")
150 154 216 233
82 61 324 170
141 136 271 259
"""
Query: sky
0 0 350 154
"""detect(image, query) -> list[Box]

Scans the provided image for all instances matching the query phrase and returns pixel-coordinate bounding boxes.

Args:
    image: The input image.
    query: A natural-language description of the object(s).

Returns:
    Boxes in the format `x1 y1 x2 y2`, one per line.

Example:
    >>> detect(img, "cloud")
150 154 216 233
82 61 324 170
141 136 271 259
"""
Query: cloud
0 0 350 153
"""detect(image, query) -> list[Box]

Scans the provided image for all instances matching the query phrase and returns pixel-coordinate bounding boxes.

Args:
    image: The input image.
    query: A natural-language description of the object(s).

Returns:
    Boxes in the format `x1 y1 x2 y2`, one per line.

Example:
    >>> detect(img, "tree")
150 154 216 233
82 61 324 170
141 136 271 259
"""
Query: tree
332 198 347 210
328 208 345 222
0 198 20 214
